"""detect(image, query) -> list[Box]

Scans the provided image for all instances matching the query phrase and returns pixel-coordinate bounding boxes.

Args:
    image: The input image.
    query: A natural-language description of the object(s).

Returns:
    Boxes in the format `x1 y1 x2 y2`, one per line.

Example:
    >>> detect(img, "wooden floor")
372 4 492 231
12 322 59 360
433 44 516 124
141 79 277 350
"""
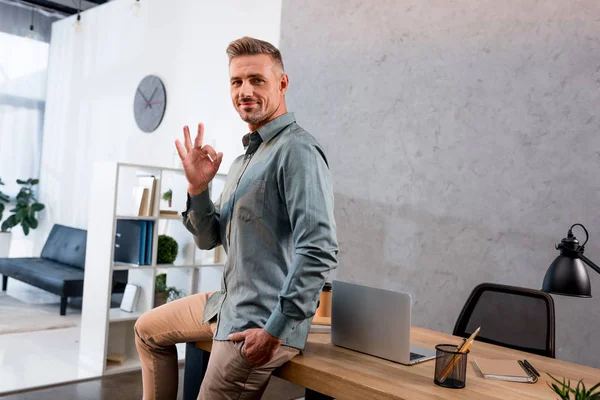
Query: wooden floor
0 367 305 400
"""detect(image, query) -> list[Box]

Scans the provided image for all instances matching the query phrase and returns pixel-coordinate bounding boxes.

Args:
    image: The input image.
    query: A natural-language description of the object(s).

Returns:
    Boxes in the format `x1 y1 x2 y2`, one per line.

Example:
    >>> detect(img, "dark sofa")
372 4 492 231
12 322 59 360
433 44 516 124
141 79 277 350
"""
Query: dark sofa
0 224 126 315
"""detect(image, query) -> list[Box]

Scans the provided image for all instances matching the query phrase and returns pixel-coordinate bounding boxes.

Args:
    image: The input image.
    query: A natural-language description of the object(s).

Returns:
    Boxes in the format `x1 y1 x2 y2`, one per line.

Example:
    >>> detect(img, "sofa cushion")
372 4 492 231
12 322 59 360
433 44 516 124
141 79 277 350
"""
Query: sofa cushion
40 224 87 270
0 257 84 296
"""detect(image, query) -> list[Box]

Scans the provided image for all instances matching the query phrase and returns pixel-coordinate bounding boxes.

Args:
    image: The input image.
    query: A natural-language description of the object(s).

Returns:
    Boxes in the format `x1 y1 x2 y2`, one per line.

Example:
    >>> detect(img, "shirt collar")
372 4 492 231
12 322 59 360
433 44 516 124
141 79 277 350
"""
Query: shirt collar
242 112 296 148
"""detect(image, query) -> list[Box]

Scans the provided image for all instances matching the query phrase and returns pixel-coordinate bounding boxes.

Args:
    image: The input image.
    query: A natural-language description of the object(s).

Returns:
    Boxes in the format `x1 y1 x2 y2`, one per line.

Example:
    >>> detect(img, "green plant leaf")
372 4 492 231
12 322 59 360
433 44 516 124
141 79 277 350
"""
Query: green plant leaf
155 273 167 293
30 179 39 185
588 382 600 394
28 216 38 229
3 214 17 229
16 179 26 184
549 382 570 399
22 220 30 236
17 208 27 220
31 203 45 212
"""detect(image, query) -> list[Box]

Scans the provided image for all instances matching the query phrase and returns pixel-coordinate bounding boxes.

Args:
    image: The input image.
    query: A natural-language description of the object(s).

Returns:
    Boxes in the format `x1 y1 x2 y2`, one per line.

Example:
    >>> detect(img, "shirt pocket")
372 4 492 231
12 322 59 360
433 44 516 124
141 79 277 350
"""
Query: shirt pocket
236 179 266 221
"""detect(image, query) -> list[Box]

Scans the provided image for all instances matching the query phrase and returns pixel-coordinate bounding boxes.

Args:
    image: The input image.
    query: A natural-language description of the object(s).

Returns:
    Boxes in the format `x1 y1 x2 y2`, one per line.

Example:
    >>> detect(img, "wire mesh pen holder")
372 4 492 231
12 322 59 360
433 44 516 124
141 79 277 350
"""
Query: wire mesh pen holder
434 344 469 389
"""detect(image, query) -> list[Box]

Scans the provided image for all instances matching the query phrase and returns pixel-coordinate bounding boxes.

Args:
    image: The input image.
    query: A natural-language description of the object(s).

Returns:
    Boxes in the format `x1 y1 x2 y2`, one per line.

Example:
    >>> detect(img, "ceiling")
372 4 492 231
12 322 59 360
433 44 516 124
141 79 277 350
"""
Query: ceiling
10 0 109 16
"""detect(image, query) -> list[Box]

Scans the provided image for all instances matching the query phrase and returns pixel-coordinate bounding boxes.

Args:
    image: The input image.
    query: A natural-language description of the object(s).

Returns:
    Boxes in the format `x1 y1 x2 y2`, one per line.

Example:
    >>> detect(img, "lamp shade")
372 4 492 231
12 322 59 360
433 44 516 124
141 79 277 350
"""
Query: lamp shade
542 254 592 297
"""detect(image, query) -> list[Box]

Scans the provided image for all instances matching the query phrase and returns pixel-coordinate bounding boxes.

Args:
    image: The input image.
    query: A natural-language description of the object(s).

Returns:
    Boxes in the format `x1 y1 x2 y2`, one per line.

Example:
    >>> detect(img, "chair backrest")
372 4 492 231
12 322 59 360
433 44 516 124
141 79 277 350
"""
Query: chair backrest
40 224 87 270
453 283 555 358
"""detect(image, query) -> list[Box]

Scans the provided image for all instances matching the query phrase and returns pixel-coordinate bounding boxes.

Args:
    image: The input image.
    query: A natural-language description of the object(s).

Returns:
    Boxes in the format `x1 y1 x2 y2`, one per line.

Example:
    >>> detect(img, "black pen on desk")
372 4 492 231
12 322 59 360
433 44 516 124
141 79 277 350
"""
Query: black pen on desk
523 359 540 377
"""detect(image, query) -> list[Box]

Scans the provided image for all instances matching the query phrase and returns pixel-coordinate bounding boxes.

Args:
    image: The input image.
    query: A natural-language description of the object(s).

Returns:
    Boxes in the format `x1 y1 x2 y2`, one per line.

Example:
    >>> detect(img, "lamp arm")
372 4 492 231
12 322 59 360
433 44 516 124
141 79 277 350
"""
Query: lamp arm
579 253 600 276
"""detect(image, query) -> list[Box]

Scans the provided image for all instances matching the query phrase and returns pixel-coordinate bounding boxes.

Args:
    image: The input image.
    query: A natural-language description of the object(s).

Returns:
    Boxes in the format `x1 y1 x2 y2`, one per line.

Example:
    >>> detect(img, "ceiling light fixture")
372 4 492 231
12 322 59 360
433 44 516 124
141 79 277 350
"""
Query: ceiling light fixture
74 0 82 32
27 6 35 39
132 0 142 16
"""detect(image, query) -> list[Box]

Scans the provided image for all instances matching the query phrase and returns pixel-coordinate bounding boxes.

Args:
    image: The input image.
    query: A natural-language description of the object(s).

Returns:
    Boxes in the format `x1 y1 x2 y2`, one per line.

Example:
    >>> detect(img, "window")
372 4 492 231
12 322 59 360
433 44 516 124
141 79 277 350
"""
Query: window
0 31 49 197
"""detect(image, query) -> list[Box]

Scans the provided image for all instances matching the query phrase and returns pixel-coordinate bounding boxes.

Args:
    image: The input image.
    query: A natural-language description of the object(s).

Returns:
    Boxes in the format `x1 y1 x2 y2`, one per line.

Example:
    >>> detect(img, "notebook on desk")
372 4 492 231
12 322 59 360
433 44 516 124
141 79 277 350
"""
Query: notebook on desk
330 280 436 365
475 359 537 383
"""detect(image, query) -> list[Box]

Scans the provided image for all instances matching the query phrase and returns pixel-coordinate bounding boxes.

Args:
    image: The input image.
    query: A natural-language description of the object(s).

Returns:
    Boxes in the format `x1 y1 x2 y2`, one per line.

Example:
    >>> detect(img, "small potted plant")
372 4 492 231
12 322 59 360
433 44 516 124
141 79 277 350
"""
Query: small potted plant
162 189 173 208
157 234 178 264
154 273 185 307
0 178 45 257
0 178 10 257
547 373 600 399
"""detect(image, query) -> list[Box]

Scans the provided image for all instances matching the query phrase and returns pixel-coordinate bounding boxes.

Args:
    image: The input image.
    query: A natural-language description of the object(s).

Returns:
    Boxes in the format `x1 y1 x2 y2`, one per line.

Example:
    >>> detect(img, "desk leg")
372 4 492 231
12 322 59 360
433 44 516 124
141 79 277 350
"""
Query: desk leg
183 343 210 400
305 388 334 400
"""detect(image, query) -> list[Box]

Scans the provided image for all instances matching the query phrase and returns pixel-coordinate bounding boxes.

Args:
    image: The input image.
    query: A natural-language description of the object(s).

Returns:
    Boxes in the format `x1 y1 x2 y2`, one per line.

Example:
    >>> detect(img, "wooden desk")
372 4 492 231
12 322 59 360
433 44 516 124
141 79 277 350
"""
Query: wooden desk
195 327 600 400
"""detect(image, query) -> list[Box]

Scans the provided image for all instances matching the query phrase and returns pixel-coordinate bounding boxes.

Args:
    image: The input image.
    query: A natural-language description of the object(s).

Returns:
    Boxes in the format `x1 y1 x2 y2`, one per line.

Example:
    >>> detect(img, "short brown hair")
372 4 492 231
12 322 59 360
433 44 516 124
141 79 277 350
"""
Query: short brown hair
226 36 284 72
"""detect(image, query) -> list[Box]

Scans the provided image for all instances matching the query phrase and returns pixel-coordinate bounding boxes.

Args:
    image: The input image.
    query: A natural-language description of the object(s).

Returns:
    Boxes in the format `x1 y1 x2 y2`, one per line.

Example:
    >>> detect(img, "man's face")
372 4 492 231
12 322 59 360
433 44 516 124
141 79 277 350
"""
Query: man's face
229 54 287 126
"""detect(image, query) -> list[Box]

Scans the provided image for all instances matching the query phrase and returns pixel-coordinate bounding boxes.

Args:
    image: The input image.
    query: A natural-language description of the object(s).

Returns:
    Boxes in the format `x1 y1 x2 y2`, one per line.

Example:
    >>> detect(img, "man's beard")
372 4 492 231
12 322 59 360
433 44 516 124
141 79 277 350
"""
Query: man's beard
239 104 265 125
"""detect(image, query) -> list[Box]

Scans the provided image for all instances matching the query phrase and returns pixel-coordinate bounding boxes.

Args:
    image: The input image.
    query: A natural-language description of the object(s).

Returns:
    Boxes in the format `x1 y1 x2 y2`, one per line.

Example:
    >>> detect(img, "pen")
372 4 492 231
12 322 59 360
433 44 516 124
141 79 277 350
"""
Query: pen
518 360 533 376
523 359 540 377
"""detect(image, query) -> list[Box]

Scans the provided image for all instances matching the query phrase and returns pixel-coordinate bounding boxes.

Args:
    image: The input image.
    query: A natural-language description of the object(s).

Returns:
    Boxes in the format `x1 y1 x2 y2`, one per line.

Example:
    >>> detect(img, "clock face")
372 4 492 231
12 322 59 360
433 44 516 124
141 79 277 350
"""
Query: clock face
134 75 167 133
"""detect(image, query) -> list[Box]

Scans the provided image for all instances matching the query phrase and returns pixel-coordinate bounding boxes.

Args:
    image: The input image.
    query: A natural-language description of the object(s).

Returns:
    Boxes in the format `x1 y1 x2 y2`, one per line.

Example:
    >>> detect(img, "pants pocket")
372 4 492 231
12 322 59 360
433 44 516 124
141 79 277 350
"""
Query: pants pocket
235 340 253 367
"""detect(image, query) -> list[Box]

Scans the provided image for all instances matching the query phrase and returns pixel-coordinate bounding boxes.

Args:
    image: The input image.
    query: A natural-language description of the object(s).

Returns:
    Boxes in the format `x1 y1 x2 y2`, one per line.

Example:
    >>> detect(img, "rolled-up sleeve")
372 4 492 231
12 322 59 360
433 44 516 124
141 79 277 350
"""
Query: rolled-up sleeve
264 137 339 339
182 189 222 250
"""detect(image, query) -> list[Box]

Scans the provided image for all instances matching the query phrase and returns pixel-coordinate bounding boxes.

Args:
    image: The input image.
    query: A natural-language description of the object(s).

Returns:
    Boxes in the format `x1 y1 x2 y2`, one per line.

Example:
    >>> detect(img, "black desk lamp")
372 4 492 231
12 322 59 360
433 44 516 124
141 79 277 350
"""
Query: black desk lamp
542 223 600 297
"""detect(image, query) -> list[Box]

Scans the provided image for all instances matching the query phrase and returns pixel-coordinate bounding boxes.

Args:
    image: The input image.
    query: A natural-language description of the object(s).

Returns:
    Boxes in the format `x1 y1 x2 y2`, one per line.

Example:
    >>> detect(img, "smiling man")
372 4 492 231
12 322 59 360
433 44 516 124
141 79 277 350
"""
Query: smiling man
134 37 339 400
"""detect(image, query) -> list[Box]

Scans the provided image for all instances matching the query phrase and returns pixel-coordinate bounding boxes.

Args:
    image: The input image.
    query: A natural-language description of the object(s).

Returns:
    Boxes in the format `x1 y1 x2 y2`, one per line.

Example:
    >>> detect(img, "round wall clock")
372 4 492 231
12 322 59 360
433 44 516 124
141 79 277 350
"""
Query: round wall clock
134 75 167 133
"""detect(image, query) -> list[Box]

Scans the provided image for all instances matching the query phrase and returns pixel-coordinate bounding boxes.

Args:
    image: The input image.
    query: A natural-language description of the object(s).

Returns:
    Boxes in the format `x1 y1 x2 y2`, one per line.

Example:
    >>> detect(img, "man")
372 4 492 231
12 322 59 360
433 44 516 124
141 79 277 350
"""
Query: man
134 36 338 399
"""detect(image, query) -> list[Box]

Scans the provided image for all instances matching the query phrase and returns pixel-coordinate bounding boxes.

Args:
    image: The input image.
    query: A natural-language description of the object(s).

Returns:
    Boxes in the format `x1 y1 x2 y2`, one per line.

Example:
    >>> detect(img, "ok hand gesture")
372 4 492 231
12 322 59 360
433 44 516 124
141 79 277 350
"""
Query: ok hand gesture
175 123 223 195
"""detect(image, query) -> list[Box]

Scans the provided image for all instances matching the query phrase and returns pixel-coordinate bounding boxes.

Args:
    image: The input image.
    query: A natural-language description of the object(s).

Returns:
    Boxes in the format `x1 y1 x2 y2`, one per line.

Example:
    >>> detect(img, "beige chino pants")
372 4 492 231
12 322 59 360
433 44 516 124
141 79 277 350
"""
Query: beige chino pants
134 291 300 400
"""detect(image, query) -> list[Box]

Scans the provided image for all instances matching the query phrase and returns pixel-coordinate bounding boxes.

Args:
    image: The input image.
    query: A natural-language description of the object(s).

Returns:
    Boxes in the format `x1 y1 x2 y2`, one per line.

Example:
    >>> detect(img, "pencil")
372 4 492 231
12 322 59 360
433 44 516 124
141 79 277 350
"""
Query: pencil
438 327 481 383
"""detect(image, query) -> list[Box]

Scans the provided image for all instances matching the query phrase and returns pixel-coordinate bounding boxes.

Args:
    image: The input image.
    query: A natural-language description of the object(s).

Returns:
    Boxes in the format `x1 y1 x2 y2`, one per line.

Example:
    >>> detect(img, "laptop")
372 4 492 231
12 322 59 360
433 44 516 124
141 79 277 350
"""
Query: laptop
331 280 436 365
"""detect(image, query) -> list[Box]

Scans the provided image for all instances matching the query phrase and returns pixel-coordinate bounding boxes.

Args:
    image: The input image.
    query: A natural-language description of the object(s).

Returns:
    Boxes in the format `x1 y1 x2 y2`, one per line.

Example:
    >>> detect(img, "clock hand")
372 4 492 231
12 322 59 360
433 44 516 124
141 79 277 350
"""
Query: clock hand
145 87 159 109
148 86 158 102
137 88 150 103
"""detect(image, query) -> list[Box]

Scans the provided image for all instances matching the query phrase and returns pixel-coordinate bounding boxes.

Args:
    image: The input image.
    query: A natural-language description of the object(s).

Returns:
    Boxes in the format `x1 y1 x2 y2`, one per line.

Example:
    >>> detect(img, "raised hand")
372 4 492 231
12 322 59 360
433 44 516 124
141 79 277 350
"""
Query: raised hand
175 123 223 195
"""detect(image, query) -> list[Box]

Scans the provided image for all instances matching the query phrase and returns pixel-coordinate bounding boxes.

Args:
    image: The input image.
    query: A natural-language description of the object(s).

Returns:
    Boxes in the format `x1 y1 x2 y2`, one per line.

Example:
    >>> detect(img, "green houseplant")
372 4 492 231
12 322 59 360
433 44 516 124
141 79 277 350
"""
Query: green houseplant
162 189 173 207
547 373 600 400
154 273 184 307
157 234 178 264
1 178 45 236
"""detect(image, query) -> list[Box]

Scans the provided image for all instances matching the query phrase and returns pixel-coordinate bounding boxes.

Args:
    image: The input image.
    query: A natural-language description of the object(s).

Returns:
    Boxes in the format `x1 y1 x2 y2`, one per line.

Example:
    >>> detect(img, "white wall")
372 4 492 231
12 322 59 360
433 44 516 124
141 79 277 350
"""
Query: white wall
36 0 282 254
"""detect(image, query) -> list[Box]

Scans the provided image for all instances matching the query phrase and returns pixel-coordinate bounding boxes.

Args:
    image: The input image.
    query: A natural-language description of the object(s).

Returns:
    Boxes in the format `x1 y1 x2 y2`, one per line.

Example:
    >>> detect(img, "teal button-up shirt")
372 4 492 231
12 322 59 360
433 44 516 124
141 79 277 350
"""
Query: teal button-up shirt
182 113 338 350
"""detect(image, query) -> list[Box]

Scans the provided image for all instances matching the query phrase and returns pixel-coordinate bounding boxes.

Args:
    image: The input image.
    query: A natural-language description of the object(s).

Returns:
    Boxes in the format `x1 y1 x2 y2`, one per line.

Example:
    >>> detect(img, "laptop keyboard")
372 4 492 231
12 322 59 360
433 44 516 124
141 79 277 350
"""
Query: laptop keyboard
410 352 424 361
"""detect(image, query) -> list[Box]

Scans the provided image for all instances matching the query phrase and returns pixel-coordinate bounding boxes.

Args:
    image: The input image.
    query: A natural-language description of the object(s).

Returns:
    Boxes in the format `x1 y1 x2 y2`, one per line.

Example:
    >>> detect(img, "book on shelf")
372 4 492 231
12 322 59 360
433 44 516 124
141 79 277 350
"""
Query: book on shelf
145 220 153 264
106 353 126 366
147 177 158 216
114 219 154 265
474 358 537 383
135 175 157 216
159 209 179 216
137 188 150 216
139 222 147 265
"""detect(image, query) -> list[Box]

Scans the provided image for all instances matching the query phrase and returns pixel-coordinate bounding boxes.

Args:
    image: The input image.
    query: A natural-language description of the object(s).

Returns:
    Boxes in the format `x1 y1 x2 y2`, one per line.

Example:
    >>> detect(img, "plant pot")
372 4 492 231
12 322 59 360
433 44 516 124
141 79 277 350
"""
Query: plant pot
0 232 12 257
154 292 167 308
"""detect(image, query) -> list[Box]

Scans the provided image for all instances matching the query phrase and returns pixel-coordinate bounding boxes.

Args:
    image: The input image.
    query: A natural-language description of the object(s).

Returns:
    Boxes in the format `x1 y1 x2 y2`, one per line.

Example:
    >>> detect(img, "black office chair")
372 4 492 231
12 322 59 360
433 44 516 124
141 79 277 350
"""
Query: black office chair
453 283 556 358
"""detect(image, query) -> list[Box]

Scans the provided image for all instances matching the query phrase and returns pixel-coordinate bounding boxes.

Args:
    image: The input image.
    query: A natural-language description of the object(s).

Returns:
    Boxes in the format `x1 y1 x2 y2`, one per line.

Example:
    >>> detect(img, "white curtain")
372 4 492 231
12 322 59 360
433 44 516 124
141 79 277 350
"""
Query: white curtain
0 32 48 197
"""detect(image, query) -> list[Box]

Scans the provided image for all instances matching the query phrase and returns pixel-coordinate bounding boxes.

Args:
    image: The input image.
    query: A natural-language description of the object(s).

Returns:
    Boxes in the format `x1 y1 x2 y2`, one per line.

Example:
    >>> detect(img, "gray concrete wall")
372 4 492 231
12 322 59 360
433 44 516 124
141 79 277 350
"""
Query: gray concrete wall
280 0 600 368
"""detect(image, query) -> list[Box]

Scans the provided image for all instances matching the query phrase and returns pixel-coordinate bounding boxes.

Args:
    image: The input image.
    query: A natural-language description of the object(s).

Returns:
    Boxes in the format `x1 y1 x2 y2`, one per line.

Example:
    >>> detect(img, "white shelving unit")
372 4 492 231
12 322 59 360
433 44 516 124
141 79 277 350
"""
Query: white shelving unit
79 162 227 376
